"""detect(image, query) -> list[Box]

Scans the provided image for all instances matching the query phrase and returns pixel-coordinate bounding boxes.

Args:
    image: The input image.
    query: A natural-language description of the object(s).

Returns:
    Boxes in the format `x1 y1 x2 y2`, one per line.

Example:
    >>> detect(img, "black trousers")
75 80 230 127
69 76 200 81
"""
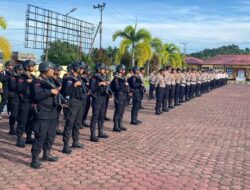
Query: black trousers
169 85 175 107
31 118 57 156
90 95 106 135
113 92 126 128
196 84 201 96
186 85 190 100
131 90 141 122
16 101 33 138
0 92 12 115
190 84 196 98
175 84 180 105
9 94 19 127
162 85 170 110
104 96 109 117
82 96 91 123
63 99 84 145
149 83 155 99
155 87 164 113
180 86 186 102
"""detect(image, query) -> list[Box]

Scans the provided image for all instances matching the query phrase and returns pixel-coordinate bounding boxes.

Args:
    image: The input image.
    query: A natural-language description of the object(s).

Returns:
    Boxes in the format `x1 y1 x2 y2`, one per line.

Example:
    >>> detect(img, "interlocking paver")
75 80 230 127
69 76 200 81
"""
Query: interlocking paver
0 84 249 189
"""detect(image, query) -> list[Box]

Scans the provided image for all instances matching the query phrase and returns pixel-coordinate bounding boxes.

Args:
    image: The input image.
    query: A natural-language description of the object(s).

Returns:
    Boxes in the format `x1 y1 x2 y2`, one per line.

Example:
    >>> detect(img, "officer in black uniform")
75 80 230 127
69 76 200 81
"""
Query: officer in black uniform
16 60 36 147
0 60 15 119
81 64 91 128
52 64 64 135
89 63 109 142
30 61 59 169
128 66 143 125
62 61 86 154
104 66 112 121
8 64 24 135
110 64 128 132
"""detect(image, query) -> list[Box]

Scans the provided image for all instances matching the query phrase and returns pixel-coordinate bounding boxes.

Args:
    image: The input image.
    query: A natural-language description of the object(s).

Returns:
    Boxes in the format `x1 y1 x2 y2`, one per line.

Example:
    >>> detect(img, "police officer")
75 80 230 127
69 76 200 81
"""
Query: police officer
162 66 171 112
169 68 176 109
16 60 36 147
186 69 191 101
149 70 157 99
180 69 187 103
62 61 86 153
104 66 112 121
155 69 165 115
175 68 181 106
81 64 91 128
52 64 64 135
30 61 59 169
129 66 143 125
89 63 109 142
0 60 15 120
111 64 128 132
8 64 23 135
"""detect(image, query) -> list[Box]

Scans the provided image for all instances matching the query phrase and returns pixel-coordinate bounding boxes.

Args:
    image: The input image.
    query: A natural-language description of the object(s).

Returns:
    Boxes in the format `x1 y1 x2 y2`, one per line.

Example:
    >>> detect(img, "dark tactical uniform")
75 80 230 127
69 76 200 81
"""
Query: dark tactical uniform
16 60 36 147
8 64 23 135
52 64 64 135
104 66 112 121
111 64 128 132
129 66 143 125
0 61 15 117
31 61 59 169
89 63 109 142
81 69 91 127
62 61 87 154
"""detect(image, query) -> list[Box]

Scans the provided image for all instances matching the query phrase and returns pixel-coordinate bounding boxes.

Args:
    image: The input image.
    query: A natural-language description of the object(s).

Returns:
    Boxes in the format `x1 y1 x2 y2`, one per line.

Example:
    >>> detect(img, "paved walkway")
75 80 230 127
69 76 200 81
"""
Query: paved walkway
0 84 249 190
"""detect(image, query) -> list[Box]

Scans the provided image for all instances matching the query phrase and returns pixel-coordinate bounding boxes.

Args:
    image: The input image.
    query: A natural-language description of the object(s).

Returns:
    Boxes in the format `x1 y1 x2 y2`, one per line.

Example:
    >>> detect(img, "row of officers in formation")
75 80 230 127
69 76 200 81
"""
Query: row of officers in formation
0 60 228 169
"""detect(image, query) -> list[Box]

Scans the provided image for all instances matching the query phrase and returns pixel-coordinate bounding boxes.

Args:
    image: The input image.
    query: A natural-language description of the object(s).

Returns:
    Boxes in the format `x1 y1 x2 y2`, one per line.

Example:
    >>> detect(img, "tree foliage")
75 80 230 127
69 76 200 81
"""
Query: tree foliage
0 17 11 61
190 44 250 60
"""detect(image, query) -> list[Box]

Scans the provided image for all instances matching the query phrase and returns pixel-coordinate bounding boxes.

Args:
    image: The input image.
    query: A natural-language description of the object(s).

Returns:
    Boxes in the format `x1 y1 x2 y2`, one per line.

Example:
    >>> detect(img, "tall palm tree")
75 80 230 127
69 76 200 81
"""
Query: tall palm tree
165 43 182 68
113 24 152 67
0 17 11 61
151 38 169 69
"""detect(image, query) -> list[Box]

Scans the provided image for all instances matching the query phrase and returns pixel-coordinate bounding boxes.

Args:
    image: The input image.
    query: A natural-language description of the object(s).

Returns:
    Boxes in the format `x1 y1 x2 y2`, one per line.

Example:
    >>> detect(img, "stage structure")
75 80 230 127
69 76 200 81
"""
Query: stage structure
25 4 95 61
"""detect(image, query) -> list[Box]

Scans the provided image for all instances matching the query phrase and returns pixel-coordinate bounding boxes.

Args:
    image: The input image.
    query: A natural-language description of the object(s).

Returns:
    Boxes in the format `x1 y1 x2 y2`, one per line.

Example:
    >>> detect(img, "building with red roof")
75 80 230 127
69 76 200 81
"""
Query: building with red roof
186 55 250 81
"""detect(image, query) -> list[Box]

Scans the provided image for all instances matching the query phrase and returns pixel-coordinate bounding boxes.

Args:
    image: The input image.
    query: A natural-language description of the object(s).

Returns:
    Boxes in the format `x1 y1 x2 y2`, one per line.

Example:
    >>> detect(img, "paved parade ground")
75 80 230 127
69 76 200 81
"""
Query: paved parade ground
0 84 249 190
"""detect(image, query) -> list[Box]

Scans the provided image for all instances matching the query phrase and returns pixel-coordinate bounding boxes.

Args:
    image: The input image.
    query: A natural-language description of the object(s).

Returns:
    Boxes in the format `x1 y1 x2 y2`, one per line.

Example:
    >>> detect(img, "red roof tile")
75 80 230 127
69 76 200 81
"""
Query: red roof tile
186 57 204 64
202 55 250 66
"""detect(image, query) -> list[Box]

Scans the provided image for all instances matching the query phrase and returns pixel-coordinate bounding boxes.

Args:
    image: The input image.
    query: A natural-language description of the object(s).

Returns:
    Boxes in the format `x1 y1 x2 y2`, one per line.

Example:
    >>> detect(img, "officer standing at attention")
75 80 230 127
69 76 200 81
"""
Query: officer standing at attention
180 69 187 103
8 64 24 135
52 64 64 135
62 61 86 154
16 60 36 147
104 66 112 121
149 70 157 99
154 69 165 115
162 66 171 112
175 68 181 106
129 66 143 125
111 64 128 132
0 60 15 120
89 63 109 142
169 68 176 109
139 67 146 109
30 61 59 169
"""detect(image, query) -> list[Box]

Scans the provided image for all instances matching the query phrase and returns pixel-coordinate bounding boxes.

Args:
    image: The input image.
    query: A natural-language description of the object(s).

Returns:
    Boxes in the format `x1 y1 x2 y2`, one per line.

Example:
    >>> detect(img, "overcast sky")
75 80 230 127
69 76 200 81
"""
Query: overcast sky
1 0 250 59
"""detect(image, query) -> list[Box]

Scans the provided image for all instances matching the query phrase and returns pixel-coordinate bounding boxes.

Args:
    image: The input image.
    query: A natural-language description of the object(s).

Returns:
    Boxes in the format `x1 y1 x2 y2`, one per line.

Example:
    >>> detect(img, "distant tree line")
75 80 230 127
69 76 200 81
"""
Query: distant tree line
189 44 250 60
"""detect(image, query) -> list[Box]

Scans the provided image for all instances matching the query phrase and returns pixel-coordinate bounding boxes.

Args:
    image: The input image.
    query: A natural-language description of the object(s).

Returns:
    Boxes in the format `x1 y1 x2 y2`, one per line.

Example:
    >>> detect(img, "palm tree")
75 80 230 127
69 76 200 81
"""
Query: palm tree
113 24 152 67
0 17 11 61
165 43 182 68
150 38 169 69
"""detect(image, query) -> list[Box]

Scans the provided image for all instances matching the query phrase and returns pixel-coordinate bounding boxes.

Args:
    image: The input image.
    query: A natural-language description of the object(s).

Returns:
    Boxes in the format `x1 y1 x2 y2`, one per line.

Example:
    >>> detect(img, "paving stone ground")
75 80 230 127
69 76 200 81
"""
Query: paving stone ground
0 84 249 190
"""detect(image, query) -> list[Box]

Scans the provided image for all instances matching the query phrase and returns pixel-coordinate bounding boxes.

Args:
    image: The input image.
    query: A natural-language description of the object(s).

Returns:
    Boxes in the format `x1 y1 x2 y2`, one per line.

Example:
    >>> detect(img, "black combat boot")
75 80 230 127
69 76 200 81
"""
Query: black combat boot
113 120 121 132
16 136 26 148
72 141 84 149
9 125 16 135
98 128 109 138
90 128 99 142
26 134 34 144
62 143 72 154
42 150 58 162
119 121 127 131
31 155 42 169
